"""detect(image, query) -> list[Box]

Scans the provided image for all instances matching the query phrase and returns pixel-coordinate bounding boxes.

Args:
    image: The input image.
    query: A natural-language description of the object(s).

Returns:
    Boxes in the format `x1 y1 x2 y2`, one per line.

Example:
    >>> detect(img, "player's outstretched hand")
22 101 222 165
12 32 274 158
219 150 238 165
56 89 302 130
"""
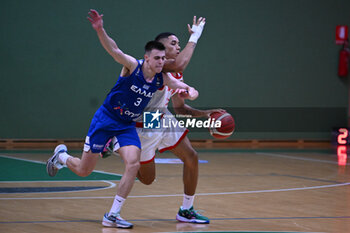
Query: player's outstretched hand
187 16 206 34
187 16 206 43
87 9 104 31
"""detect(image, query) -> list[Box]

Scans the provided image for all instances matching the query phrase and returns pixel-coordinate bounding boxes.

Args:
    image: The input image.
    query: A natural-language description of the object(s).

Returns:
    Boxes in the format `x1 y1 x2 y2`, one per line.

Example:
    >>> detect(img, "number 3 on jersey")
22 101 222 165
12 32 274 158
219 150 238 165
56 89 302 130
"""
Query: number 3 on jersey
134 97 142 106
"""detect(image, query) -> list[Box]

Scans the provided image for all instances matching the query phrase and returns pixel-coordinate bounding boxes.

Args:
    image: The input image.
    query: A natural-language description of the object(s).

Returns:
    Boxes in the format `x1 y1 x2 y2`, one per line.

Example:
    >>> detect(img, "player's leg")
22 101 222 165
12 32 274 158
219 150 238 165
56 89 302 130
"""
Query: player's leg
158 117 209 223
66 150 99 177
103 128 141 229
158 113 198 195
136 127 160 184
170 137 209 224
46 144 99 177
47 123 110 177
116 145 141 198
100 134 157 185
102 145 139 229
170 136 198 196
47 107 109 177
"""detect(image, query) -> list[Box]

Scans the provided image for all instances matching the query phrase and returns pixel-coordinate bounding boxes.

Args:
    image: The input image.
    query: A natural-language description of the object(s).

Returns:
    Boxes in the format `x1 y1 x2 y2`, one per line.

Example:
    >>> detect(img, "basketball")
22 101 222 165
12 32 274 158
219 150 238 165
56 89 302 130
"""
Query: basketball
209 112 235 139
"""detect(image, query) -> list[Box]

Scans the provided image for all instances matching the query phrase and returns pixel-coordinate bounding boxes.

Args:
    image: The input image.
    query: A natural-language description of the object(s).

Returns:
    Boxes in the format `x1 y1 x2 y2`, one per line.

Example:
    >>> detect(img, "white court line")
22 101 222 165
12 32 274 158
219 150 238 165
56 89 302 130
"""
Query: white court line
0 180 116 183
1 182 349 200
256 152 350 165
0 154 45 164
0 154 123 176
0 180 116 194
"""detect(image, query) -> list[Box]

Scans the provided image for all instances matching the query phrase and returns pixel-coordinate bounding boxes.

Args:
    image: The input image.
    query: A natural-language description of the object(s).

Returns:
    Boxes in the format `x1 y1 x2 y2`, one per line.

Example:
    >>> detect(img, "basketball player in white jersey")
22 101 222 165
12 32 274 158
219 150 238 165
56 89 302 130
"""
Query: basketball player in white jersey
104 18 225 224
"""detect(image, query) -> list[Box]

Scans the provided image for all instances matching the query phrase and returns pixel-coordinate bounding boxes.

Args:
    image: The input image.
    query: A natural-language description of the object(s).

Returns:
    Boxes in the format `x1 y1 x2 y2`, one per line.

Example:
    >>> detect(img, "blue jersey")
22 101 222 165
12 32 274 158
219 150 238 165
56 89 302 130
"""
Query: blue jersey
85 60 163 153
102 60 163 122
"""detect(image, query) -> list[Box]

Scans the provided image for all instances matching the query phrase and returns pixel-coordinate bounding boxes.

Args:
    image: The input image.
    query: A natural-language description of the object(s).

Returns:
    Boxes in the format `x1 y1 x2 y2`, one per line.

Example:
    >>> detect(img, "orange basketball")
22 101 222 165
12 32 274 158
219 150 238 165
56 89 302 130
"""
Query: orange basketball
209 112 235 139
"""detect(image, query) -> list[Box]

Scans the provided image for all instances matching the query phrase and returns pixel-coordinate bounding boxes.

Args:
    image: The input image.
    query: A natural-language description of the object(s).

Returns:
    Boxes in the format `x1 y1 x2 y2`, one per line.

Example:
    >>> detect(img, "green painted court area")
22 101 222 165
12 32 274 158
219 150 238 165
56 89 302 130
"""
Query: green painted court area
0 156 122 181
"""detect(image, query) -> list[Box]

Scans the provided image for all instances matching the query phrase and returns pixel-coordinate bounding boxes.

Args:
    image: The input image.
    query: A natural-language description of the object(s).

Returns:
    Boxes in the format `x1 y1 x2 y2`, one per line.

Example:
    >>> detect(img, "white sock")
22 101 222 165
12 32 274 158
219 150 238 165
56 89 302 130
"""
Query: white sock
182 194 194 210
58 152 72 165
109 195 125 215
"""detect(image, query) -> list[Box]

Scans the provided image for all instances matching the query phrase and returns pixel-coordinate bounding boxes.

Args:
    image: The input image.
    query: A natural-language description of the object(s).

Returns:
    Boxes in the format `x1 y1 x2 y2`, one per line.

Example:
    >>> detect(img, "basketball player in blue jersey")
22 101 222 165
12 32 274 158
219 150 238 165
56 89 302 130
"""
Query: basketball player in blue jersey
102 21 225 224
46 9 198 229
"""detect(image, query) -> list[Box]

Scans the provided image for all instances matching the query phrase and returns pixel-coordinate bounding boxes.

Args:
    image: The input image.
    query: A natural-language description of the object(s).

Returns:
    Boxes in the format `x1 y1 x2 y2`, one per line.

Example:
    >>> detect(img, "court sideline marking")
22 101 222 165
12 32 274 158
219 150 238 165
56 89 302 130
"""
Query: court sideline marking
0 180 116 194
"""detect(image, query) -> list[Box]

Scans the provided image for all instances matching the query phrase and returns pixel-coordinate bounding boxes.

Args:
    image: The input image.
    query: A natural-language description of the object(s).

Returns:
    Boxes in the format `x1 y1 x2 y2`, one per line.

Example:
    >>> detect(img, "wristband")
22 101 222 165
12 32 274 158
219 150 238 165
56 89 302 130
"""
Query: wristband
188 22 205 43
189 34 199 43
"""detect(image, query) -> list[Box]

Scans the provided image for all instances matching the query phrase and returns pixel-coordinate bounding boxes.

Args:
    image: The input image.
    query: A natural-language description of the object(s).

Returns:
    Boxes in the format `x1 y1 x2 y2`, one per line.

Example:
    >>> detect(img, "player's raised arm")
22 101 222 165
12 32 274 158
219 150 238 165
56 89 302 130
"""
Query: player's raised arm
87 9 137 73
163 16 206 72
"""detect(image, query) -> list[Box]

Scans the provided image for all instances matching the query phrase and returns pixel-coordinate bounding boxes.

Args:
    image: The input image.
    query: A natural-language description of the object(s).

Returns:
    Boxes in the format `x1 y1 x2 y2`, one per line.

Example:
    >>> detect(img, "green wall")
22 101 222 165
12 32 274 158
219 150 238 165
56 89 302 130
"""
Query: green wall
1 0 349 140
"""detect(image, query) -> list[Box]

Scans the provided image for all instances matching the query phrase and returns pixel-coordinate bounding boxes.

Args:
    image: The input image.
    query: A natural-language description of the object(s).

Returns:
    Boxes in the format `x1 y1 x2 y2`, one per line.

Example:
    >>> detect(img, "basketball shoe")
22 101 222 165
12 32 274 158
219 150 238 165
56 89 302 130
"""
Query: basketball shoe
46 144 66 177
176 206 210 224
102 212 133 229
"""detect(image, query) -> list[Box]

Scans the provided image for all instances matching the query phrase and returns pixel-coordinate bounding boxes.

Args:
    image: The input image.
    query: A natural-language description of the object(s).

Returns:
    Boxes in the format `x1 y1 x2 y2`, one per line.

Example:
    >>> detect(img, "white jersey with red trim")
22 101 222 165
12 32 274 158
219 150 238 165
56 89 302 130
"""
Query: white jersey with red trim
114 72 187 163
134 72 183 122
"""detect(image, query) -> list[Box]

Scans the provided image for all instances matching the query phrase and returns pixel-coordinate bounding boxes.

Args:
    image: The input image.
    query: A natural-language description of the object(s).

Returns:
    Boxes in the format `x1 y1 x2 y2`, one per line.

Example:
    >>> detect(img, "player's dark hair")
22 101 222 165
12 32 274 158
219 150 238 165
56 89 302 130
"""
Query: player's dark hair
144 40 165 53
155 32 176 42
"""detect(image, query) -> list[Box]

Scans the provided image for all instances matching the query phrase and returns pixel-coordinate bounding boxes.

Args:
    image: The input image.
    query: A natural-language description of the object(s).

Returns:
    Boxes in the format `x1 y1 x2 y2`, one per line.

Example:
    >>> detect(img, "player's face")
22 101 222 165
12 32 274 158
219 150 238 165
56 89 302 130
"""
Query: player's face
147 49 166 73
163 35 180 59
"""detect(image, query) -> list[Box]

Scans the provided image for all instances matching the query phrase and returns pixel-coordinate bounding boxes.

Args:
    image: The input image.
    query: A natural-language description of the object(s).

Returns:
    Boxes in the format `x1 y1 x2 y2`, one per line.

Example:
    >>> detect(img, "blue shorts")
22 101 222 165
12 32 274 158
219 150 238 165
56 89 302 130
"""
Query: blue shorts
84 107 141 153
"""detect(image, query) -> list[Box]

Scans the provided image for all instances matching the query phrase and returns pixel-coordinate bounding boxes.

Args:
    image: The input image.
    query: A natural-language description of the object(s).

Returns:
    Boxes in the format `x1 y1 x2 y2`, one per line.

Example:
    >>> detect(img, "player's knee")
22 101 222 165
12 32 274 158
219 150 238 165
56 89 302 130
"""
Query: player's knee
125 161 141 173
139 175 155 185
185 149 198 162
143 178 154 185
137 163 156 185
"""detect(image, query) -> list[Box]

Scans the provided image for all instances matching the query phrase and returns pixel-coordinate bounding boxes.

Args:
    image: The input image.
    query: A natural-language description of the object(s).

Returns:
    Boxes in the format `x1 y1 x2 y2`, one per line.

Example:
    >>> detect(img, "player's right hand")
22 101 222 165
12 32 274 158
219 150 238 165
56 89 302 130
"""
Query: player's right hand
87 9 104 31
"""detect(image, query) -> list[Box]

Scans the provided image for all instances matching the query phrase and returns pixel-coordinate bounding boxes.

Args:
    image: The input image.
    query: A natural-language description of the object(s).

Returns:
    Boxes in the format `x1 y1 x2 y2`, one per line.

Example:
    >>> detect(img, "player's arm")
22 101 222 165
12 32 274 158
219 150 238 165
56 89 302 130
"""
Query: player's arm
162 16 206 73
87 9 138 73
162 74 198 101
171 93 225 117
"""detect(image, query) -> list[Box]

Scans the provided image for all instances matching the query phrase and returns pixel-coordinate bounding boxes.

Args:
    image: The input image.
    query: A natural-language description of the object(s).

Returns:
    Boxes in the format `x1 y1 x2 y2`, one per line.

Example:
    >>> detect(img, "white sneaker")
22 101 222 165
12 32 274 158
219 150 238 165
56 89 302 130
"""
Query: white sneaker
46 144 67 177
102 212 133 229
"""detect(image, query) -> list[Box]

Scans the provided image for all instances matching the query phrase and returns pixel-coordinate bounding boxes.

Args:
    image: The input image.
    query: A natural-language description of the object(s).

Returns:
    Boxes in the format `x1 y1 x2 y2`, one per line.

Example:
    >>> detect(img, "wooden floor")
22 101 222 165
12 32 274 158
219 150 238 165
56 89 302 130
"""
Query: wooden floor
0 147 349 233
